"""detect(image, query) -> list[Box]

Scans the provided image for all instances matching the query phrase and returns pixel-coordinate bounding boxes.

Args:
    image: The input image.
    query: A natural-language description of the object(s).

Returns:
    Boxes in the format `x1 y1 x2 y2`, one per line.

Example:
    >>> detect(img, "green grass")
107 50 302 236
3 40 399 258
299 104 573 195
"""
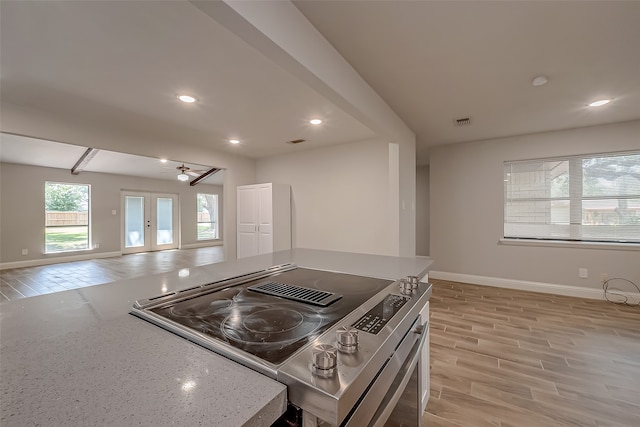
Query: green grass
45 226 89 252
197 223 217 240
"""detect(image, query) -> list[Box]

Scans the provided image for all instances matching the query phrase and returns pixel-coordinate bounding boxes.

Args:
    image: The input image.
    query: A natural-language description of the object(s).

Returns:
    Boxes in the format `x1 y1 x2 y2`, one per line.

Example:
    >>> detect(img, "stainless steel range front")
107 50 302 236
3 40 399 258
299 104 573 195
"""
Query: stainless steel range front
131 263 431 427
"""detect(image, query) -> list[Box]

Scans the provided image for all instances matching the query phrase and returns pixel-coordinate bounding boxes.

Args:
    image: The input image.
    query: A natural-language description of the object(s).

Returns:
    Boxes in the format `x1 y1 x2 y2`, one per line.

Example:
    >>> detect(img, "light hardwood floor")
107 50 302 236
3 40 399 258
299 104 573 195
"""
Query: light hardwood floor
424 279 640 427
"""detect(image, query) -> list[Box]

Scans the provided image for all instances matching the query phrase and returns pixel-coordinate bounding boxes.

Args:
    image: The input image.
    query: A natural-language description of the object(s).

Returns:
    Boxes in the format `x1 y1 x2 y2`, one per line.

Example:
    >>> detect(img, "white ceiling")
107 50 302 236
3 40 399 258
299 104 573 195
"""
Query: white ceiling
1 1 639 168
293 1 640 163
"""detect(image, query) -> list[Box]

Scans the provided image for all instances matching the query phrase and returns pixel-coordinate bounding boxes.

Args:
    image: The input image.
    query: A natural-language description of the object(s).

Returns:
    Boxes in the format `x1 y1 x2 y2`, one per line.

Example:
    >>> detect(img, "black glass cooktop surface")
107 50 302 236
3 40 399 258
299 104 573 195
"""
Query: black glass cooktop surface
149 268 392 365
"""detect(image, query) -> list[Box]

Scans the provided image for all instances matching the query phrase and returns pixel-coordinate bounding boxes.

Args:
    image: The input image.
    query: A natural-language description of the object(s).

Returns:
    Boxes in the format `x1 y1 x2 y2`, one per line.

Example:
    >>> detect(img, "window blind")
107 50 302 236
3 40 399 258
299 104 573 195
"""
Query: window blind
504 151 640 244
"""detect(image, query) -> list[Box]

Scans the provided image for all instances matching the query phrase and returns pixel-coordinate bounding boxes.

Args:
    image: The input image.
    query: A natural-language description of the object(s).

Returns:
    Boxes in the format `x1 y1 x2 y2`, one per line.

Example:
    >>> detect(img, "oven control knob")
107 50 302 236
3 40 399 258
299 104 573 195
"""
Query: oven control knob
311 344 338 378
336 326 359 353
399 279 414 295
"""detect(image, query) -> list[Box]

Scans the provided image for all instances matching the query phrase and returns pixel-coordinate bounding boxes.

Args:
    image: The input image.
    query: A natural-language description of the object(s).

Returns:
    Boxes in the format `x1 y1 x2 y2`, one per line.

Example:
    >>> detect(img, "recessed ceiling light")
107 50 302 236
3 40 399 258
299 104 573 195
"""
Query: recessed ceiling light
160 158 168 163
229 139 240 144
588 99 611 107
532 76 548 87
177 95 197 103
309 119 322 125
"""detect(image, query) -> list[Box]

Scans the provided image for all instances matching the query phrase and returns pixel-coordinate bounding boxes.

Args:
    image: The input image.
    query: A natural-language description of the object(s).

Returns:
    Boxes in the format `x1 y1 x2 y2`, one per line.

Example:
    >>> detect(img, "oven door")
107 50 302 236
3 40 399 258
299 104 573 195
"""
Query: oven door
340 316 428 427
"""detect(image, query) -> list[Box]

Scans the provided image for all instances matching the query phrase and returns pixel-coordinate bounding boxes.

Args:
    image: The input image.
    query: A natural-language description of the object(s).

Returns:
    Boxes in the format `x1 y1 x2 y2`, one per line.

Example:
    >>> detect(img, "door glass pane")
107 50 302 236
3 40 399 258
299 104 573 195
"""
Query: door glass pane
156 197 173 245
125 196 145 248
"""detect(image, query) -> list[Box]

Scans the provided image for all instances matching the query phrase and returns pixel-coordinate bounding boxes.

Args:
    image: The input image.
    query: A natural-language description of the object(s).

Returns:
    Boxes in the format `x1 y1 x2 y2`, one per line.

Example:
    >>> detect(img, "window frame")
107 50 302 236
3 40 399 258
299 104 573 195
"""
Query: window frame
44 181 92 253
503 150 640 247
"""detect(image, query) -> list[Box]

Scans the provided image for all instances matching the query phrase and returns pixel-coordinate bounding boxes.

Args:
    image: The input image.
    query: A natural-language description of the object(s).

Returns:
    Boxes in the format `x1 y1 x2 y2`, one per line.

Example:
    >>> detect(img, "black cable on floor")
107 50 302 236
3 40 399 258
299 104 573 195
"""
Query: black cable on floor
603 277 640 307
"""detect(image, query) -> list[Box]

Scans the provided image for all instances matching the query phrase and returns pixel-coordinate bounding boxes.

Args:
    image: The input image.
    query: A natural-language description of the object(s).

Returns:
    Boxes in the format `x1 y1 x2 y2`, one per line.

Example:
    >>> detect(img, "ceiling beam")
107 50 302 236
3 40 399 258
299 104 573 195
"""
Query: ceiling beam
71 147 99 175
189 167 221 186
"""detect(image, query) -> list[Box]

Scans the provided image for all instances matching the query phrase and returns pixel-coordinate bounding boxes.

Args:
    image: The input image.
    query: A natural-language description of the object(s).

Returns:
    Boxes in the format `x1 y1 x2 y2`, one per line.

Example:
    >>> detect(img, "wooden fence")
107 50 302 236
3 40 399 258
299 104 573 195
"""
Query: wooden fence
46 211 88 226
197 212 212 222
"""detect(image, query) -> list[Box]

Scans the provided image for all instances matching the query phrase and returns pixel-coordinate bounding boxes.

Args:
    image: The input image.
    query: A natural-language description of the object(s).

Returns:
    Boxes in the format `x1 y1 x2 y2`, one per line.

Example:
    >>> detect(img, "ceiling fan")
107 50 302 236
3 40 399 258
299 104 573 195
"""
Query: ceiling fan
176 164 207 181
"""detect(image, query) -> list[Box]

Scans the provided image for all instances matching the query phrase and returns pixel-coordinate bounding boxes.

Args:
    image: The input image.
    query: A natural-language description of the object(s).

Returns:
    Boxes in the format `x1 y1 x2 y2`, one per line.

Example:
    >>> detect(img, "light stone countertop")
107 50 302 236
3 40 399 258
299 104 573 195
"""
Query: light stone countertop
0 249 433 426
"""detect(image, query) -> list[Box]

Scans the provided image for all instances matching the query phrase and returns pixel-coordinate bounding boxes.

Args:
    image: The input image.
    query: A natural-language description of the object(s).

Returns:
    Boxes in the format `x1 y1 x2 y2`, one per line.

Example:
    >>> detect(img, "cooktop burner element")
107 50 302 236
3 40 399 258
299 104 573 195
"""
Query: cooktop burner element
242 308 303 333
219 304 324 350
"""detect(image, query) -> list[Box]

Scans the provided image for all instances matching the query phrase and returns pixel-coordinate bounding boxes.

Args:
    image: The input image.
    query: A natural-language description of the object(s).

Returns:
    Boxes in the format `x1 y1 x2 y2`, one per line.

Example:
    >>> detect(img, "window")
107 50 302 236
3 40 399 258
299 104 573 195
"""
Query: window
504 151 640 244
197 193 218 240
45 182 90 252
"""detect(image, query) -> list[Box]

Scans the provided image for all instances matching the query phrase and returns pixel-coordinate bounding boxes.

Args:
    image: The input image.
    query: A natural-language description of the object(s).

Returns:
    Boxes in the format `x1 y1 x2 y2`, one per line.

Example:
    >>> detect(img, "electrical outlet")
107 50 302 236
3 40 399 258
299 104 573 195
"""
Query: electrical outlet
94 243 100 249
578 268 588 279
601 273 609 284
21 249 28 256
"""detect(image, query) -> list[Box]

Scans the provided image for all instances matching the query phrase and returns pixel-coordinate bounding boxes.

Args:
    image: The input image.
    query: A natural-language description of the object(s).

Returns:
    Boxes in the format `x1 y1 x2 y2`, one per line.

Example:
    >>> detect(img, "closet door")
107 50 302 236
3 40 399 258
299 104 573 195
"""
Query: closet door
237 186 259 258
237 183 289 259
257 184 273 255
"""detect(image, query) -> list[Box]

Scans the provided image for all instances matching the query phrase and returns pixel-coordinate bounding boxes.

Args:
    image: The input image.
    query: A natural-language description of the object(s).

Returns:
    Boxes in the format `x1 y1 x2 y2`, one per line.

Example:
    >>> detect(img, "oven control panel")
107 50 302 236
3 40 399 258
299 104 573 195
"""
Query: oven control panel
351 294 409 334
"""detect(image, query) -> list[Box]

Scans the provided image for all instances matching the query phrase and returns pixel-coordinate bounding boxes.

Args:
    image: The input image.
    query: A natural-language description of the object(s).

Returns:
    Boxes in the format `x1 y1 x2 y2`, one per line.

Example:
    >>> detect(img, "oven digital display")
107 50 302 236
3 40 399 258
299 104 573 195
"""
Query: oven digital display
351 294 410 334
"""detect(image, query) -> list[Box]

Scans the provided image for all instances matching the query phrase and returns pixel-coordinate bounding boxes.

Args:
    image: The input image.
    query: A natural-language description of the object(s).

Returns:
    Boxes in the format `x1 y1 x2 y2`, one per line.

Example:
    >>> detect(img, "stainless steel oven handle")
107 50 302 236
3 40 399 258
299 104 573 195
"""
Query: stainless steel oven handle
369 321 429 427
341 318 425 427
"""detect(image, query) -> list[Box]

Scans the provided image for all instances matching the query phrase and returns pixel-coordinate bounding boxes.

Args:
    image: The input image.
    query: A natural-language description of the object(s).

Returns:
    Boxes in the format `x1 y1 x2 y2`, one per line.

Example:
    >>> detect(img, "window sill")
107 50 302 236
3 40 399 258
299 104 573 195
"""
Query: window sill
44 248 93 255
499 238 639 251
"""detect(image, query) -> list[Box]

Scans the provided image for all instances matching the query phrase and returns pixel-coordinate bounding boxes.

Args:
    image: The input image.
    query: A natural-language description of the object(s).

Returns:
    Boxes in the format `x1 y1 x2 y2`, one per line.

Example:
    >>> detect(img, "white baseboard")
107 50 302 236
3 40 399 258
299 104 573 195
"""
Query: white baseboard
0 251 122 270
181 241 223 249
428 270 610 300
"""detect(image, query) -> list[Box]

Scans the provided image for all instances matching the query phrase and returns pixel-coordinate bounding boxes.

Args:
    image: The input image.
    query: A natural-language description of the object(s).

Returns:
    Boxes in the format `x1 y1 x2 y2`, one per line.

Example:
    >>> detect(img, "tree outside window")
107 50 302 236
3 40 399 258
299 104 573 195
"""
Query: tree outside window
45 182 90 252
197 193 218 240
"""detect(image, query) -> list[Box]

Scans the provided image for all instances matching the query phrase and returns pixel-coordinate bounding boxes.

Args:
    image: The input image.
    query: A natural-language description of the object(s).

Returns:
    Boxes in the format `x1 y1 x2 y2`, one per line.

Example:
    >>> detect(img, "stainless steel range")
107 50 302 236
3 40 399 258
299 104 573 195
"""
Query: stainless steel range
131 263 431 426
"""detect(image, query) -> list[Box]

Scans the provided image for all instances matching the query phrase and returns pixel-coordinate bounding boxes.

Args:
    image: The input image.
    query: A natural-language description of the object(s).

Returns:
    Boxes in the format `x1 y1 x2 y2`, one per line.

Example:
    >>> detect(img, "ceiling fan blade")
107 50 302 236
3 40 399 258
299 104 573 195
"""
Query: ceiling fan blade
186 170 200 177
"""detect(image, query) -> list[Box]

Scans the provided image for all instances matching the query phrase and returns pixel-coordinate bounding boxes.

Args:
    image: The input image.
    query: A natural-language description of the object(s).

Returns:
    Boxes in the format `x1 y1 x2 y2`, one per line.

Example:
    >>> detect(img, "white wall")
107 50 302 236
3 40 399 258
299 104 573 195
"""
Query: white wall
416 165 430 256
256 138 397 256
430 120 640 291
0 102 256 260
398 136 417 257
0 162 223 265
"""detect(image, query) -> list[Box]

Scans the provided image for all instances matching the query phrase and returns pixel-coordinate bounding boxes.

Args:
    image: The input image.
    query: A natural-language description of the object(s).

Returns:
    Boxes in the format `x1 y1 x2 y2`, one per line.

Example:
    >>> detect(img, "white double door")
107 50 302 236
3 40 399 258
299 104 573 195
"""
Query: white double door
237 184 273 258
122 191 179 254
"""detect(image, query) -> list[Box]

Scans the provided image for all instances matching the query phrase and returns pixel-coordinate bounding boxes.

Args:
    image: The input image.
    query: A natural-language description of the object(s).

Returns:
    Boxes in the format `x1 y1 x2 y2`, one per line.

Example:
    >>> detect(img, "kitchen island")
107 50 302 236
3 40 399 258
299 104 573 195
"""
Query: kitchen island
0 249 433 426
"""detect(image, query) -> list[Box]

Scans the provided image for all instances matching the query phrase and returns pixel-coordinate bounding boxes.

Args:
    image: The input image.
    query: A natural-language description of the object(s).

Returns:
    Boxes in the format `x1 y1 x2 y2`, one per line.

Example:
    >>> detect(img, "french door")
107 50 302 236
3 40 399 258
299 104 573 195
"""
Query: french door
122 191 179 254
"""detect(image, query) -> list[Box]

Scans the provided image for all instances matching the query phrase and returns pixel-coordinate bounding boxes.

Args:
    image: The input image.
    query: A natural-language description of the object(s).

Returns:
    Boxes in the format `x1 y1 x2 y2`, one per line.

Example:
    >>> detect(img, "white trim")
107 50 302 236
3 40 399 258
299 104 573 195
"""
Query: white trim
499 238 639 251
429 270 607 300
181 241 224 249
0 251 121 270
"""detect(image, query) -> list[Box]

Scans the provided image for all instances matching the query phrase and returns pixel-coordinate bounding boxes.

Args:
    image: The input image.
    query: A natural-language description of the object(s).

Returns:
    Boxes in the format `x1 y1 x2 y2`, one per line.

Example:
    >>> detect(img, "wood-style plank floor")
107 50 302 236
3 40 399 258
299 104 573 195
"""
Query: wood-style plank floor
0 246 224 302
424 279 640 427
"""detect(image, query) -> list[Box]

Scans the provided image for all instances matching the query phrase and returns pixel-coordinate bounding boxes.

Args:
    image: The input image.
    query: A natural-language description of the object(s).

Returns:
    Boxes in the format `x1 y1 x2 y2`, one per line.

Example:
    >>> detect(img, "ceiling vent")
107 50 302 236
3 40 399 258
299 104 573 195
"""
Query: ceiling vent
287 139 306 144
453 117 472 127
